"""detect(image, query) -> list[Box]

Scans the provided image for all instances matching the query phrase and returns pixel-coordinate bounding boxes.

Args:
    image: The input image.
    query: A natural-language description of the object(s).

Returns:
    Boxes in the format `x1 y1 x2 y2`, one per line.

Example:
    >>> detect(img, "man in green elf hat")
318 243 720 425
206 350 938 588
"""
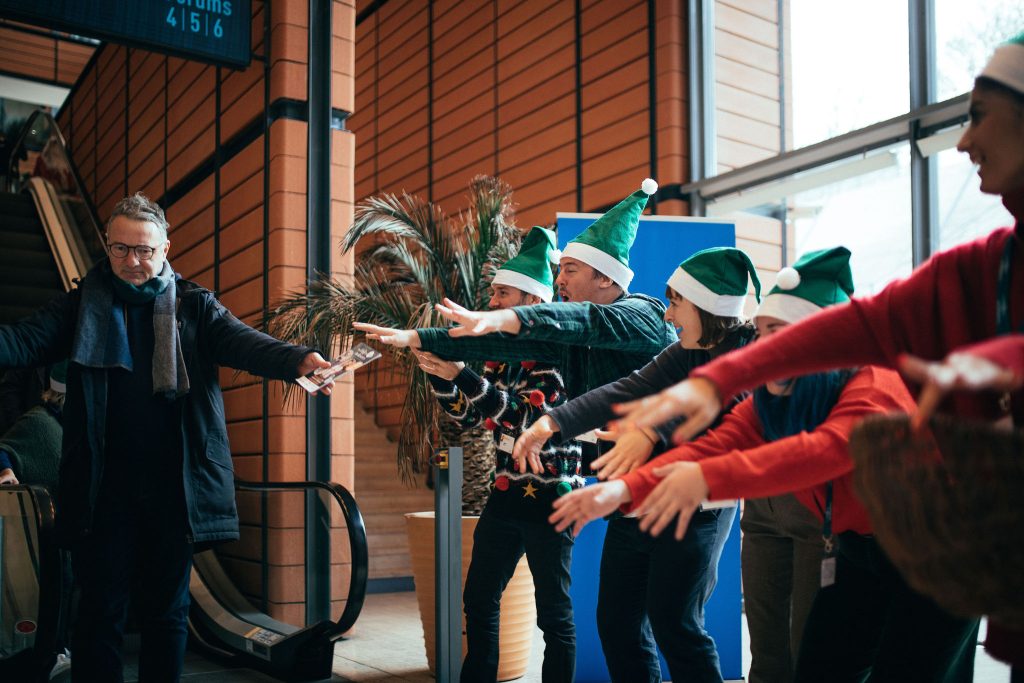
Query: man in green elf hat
355 179 679 681
406 226 583 682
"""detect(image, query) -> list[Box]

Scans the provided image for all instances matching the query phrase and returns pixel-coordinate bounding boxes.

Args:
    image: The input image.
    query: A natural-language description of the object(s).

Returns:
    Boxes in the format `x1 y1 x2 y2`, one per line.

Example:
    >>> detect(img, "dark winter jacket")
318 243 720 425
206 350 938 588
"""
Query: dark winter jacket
0 262 311 547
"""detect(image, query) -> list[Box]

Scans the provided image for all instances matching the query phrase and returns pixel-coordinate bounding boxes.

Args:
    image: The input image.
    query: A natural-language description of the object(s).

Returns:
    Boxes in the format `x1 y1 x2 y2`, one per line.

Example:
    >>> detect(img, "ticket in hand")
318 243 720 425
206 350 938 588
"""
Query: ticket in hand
296 343 382 393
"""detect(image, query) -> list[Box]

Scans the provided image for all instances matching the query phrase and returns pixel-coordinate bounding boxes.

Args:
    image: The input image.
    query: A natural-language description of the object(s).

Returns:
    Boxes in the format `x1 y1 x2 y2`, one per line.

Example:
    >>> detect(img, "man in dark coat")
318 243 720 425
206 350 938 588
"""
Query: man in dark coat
0 192 332 683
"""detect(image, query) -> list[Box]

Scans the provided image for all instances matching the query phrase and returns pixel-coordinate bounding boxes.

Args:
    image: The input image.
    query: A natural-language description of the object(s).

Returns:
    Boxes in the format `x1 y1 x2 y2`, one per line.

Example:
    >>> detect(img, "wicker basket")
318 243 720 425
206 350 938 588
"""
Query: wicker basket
848 413 1024 627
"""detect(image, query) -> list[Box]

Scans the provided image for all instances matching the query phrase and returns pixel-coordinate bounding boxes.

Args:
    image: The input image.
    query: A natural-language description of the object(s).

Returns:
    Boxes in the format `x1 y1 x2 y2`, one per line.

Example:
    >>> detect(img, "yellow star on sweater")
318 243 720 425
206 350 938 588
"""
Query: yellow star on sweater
522 482 537 499
448 394 465 412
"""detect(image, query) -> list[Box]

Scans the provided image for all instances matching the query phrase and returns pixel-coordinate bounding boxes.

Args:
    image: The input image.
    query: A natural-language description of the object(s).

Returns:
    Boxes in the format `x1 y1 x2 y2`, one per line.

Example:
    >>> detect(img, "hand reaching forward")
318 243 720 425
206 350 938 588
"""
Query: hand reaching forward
434 298 521 337
352 322 422 348
412 350 464 381
634 461 709 540
590 428 656 480
0 468 18 485
900 352 1023 430
512 415 556 475
613 377 722 444
549 480 631 536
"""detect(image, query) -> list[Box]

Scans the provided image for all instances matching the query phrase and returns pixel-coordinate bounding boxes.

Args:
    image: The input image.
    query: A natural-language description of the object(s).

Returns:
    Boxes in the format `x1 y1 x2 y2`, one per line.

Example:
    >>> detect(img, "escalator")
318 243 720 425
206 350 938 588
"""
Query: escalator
0 112 370 681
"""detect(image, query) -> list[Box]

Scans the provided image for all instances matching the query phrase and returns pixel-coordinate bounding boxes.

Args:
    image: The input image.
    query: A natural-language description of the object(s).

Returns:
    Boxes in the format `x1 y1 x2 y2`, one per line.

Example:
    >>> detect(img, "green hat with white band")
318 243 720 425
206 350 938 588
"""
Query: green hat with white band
560 178 658 290
667 247 761 318
756 246 854 324
979 31 1024 96
492 226 559 302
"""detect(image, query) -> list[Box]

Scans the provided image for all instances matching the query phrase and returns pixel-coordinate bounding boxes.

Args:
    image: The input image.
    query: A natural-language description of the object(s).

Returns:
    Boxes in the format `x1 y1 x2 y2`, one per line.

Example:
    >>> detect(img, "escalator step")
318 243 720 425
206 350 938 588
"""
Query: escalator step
1 214 44 234
0 230 50 252
0 192 37 218
0 264 63 289
0 248 58 270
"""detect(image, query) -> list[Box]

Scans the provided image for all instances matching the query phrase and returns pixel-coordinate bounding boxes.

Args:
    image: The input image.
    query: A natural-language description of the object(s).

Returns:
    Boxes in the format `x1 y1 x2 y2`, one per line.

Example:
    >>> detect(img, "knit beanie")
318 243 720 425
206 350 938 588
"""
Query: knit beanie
491 226 559 302
979 31 1024 96
560 178 658 290
50 360 68 393
756 246 854 324
666 247 761 317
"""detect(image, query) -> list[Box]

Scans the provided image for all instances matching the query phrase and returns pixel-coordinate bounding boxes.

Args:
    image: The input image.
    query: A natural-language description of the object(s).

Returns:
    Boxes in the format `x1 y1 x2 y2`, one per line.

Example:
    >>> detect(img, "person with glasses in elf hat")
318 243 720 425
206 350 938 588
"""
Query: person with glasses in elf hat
354 179 678 681
510 246 759 682
615 32 1024 675
553 247 980 681
408 227 583 682
0 193 333 682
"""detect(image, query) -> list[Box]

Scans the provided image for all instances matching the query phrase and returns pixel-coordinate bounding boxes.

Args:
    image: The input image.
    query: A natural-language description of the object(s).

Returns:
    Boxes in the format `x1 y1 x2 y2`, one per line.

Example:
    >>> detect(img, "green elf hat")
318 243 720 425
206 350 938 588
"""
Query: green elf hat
979 31 1024 96
756 246 854 324
666 247 761 318
492 226 559 302
561 178 658 290
50 359 69 393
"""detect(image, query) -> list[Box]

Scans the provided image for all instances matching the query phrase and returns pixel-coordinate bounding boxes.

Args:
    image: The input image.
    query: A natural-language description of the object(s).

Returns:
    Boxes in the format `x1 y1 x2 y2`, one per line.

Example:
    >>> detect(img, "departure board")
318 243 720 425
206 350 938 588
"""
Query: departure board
0 1 251 68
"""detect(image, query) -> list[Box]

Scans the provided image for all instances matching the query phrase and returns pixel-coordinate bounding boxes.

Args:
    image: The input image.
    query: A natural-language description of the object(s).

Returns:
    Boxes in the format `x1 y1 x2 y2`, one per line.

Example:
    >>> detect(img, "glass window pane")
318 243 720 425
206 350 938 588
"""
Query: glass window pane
935 0 1024 102
710 145 913 297
788 0 908 151
935 144 1014 251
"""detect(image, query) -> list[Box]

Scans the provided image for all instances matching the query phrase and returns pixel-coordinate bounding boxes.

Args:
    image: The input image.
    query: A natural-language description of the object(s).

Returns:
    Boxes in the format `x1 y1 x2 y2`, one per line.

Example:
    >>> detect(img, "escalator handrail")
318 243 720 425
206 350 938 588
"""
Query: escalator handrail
6 110 105 258
232 478 368 640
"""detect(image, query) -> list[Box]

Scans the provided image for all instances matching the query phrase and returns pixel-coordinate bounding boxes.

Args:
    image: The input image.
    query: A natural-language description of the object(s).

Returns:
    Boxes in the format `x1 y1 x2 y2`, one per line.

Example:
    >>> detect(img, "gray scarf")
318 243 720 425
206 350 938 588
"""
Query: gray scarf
71 260 190 398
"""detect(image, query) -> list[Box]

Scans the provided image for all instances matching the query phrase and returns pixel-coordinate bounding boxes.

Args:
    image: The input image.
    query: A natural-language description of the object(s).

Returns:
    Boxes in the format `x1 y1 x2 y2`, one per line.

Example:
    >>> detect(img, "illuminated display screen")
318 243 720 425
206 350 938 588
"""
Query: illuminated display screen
0 0 252 68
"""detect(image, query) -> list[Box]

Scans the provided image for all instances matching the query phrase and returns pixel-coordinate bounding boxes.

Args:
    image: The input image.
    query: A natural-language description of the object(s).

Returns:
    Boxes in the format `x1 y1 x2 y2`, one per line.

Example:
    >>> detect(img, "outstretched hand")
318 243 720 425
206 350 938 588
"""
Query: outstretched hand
900 352 1022 431
434 298 521 337
512 415 555 475
634 461 709 540
612 377 722 444
352 322 422 348
590 428 656 480
298 352 334 395
0 468 18 485
549 480 631 536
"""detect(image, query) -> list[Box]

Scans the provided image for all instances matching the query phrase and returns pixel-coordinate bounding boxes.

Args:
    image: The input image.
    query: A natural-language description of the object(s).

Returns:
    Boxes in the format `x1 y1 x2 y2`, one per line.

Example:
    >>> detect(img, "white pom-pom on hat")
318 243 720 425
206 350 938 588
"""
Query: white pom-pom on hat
641 178 658 195
775 267 801 290
549 249 562 263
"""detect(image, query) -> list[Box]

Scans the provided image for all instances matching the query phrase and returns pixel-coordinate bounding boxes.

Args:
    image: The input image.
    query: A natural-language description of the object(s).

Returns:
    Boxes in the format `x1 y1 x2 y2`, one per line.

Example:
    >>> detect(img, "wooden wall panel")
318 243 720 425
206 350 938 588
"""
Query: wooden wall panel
0 25 94 87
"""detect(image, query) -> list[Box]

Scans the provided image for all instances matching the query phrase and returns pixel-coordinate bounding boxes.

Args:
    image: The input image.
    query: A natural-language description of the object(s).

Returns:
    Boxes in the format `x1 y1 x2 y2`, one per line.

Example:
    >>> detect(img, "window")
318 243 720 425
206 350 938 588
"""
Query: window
935 0 1024 102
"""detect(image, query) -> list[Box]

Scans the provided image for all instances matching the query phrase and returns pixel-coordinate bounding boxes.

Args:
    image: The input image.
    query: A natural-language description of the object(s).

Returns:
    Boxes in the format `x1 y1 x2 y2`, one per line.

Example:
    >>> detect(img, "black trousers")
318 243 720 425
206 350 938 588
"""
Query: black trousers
597 508 736 683
70 485 193 683
461 498 575 683
795 532 979 682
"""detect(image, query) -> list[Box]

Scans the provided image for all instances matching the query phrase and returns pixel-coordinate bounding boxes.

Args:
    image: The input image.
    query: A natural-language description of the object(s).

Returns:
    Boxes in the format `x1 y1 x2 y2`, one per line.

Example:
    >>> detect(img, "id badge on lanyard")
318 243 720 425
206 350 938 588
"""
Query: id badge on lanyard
820 482 836 588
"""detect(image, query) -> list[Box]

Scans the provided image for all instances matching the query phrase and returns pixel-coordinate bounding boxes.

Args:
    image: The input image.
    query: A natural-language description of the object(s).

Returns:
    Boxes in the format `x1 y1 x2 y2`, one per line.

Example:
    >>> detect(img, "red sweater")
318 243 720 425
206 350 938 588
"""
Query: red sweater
621 367 914 536
693 189 1024 664
695 191 1024 422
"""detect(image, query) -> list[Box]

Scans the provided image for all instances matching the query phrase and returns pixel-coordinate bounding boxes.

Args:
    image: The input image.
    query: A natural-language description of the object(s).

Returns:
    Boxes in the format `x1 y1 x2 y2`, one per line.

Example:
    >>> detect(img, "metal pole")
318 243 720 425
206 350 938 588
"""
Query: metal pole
434 447 463 682
305 0 332 626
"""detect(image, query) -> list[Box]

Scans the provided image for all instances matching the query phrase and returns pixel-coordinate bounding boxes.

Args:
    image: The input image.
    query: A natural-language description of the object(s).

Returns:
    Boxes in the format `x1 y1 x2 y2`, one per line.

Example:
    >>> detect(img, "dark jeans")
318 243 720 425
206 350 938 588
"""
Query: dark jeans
71 484 193 683
597 507 736 683
741 495 824 683
795 532 979 682
461 500 575 683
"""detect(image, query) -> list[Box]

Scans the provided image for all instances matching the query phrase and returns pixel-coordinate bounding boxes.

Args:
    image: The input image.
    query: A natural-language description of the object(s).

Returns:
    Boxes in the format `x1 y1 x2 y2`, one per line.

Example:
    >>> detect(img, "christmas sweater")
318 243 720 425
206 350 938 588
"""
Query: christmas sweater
428 360 583 518
621 366 915 536
691 187 1024 664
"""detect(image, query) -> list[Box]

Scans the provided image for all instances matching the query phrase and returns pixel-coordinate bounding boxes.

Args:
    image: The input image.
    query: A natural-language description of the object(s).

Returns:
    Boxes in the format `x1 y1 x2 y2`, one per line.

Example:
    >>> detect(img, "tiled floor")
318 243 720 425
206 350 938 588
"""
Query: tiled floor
119 590 1013 682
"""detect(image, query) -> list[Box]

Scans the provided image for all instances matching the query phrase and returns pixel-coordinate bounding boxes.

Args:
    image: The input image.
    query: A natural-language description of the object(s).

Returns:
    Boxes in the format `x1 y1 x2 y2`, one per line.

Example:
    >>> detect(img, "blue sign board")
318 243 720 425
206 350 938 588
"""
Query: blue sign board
556 213 743 682
0 0 252 68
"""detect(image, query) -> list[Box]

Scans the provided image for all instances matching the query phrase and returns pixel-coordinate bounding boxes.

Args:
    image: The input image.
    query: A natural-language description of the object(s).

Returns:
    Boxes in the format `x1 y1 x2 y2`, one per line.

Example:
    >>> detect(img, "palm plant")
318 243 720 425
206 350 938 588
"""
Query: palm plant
266 175 522 514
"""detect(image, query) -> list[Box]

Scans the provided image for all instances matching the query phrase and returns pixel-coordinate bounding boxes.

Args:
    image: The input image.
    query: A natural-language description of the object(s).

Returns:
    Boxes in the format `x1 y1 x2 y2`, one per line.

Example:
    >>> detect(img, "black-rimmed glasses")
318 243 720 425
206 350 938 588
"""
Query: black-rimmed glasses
106 242 165 260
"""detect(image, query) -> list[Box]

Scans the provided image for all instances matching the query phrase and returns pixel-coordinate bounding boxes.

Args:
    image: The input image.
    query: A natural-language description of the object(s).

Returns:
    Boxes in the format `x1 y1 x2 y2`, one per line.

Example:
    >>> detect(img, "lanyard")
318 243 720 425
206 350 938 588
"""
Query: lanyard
996 236 1019 335
821 481 834 555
